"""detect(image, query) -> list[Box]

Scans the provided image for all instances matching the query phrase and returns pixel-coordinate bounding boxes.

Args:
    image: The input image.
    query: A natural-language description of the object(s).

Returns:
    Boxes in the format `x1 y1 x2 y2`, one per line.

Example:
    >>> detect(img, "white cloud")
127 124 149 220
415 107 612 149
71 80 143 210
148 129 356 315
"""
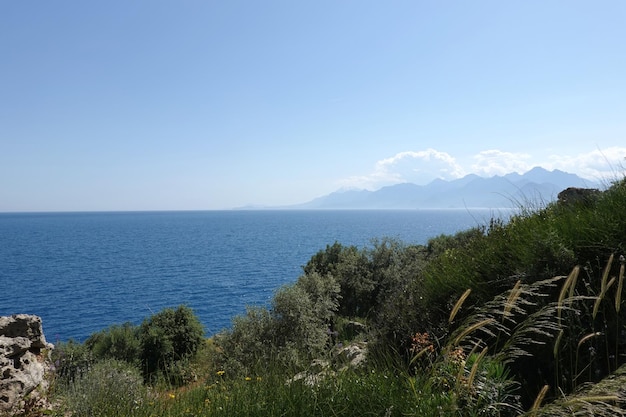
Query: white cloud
337 149 465 190
545 147 626 182
337 146 626 191
471 150 532 176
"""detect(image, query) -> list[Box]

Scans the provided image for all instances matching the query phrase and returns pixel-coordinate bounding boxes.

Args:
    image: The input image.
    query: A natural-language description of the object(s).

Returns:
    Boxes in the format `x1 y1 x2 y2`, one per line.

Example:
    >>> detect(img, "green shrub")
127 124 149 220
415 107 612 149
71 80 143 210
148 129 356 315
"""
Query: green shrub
216 272 340 374
85 322 141 366
52 339 93 384
272 272 340 364
305 242 374 317
61 358 148 417
139 305 204 385
216 306 275 375
305 239 428 322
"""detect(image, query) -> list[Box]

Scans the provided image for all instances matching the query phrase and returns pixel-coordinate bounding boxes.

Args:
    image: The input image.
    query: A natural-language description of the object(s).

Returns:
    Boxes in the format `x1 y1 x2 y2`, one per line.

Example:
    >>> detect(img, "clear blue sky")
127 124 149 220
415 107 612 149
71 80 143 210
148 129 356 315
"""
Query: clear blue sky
2 1 625 211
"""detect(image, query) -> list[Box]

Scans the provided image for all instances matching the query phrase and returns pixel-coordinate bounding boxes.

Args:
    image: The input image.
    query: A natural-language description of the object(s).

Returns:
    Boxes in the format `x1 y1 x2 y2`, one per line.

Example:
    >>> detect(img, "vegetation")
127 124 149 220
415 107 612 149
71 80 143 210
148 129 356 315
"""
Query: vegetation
39 178 626 416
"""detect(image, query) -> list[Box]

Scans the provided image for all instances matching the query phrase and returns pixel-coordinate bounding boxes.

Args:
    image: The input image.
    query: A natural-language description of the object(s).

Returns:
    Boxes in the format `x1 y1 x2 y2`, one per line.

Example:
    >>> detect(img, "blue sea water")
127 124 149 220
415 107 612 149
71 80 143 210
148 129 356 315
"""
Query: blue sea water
0 209 505 342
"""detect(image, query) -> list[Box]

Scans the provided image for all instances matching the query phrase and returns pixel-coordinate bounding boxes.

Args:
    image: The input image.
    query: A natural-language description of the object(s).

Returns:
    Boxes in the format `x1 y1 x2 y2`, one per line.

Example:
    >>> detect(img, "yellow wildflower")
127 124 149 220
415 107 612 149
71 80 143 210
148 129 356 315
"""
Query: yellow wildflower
216 370 225 376
245 376 252 381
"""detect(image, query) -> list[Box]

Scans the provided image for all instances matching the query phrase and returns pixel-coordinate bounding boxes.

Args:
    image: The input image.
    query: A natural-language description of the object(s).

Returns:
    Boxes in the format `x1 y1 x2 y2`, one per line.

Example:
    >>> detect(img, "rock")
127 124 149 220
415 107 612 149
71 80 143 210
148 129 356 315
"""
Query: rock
286 342 368 387
342 321 368 339
0 314 53 415
335 342 367 368
557 187 601 206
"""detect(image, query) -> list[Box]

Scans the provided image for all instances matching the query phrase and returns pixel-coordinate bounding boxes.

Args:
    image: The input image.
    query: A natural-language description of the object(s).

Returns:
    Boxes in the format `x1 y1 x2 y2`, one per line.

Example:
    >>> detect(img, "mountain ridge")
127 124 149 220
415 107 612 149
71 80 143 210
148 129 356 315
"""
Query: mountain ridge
286 167 600 209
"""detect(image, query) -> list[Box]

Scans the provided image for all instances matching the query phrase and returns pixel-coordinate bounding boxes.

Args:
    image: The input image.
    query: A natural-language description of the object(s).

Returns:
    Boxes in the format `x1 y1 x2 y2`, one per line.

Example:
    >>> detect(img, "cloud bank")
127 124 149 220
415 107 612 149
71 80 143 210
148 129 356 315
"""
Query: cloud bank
337 149 466 190
337 147 626 190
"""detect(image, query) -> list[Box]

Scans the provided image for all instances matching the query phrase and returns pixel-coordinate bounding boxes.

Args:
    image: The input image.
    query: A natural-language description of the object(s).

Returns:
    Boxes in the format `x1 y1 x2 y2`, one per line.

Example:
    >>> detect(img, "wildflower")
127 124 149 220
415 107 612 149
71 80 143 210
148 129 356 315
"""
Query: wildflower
410 332 435 356
216 370 225 376
256 376 262 382
245 376 252 381
168 393 176 399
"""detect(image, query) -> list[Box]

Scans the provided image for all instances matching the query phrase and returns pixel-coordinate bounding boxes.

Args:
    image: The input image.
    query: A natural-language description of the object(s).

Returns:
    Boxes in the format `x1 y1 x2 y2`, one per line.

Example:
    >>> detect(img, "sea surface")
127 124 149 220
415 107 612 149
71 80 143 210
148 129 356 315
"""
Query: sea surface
0 209 507 342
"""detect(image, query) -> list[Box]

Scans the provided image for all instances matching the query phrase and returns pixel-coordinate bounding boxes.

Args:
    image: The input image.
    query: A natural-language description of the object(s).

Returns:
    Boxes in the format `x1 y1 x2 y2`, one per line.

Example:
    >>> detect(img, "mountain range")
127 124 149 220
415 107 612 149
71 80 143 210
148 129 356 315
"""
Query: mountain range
287 167 601 209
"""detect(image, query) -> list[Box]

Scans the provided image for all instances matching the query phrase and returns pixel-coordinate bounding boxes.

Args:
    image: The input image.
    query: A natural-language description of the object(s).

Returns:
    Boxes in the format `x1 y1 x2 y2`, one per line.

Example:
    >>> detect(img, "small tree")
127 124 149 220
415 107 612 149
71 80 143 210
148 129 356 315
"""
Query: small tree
139 305 204 384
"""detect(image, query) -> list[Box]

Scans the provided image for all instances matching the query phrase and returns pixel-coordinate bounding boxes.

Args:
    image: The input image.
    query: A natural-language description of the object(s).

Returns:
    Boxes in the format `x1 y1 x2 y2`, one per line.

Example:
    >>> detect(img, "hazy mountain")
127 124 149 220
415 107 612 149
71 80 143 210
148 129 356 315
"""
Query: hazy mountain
291 167 600 209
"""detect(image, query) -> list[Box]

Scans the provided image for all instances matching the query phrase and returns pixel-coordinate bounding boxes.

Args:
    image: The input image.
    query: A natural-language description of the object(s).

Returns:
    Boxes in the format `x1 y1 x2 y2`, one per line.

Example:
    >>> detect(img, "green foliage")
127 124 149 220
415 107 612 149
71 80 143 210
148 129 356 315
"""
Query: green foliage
216 306 275 375
53 306 204 388
304 238 430 352
161 367 456 417
139 305 205 385
216 271 340 374
272 273 337 361
59 359 148 417
85 322 141 366
304 242 374 317
51 339 93 384
426 227 485 257
417 180 626 335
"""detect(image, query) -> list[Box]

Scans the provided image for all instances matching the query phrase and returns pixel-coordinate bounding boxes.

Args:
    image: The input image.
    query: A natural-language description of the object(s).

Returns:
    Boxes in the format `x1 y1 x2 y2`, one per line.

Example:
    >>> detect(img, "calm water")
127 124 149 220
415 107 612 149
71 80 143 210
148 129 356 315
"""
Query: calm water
0 209 505 342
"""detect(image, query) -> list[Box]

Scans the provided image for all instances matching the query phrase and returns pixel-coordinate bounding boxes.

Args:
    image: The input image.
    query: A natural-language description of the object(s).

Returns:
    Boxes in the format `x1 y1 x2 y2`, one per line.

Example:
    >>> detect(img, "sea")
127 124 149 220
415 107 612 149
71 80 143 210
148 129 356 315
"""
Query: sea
0 209 508 343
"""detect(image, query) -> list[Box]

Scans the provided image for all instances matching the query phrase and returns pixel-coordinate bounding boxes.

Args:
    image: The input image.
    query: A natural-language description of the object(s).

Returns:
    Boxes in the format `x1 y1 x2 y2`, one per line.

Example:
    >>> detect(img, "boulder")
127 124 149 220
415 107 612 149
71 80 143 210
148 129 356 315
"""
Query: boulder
335 342 367 368
0 314 53 415
557 187 601 206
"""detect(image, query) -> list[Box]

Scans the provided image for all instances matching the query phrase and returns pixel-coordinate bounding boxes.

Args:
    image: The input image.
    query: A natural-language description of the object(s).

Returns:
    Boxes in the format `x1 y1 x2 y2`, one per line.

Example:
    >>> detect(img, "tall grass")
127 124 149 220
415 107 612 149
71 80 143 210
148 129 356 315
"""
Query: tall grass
143 366 456 417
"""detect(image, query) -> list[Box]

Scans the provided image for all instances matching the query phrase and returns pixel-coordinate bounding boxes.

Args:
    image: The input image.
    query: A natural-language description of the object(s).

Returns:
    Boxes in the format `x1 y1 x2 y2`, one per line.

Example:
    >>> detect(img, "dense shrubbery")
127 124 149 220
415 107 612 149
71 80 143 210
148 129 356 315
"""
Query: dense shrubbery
54 305 204 387
48 179 626 416
215 179 626 405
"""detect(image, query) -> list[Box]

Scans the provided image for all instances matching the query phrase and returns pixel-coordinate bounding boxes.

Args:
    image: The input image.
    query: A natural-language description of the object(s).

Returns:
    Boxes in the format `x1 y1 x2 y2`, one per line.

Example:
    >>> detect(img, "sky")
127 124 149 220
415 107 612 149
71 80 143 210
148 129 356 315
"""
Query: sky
2 1 626 211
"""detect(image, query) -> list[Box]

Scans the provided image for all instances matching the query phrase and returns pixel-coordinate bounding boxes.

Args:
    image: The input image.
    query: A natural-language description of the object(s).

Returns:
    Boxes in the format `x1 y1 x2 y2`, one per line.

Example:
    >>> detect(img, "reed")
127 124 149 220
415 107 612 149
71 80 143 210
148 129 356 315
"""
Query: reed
614 256 625 370
593 276 616 320
503 280 522 319
615 255 625 313
557 266 579 323
530 384 550 416
553 329 564 359
466 346 489 387
575 332 602 385
449 288 471 323
453 318 496 347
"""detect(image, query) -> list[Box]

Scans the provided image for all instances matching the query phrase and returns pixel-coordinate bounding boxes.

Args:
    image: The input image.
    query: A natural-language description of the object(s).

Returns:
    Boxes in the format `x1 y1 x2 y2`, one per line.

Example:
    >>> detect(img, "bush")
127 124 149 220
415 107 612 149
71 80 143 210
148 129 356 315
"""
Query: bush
139 305 204 385
216 272 340 374
304 239 428 321
52 339 93 384
85 322 141 366
305 242 374 317
272 271 340 364
61 359 148 417
216 306 275 375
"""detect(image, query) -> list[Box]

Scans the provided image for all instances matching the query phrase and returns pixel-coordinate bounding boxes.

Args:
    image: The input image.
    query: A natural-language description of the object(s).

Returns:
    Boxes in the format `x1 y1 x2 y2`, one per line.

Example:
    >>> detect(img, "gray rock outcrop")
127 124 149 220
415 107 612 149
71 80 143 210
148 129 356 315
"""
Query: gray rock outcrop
557 187 601 206
0 314 53 415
